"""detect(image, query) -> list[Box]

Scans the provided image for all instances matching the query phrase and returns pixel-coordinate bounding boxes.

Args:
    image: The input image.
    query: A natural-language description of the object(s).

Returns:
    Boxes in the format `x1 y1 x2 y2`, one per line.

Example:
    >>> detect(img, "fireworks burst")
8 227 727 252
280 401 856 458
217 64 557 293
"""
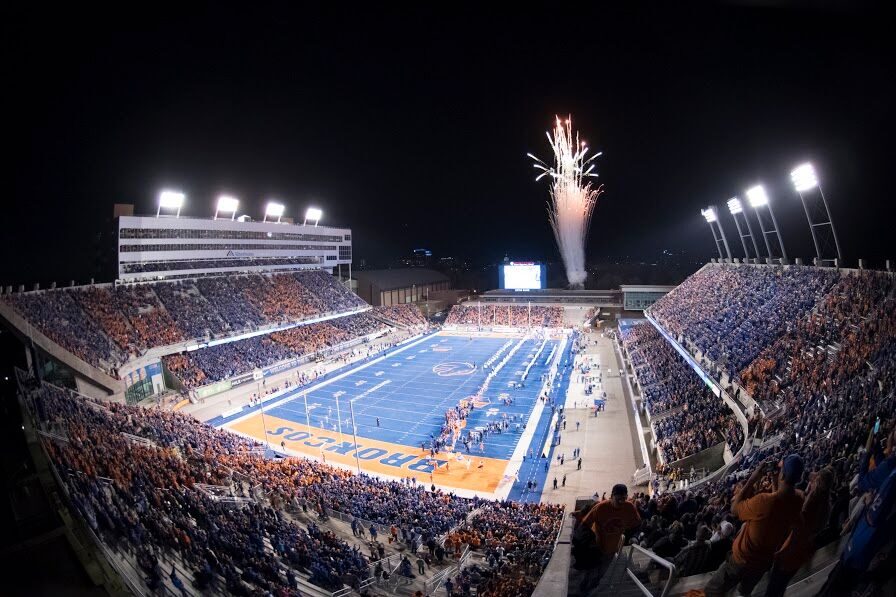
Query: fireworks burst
528 115 604 288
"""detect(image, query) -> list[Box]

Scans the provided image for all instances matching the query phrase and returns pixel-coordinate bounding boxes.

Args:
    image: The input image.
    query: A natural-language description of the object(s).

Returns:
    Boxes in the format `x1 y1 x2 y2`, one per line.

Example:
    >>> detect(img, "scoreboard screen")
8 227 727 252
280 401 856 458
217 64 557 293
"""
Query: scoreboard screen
500 262 545 290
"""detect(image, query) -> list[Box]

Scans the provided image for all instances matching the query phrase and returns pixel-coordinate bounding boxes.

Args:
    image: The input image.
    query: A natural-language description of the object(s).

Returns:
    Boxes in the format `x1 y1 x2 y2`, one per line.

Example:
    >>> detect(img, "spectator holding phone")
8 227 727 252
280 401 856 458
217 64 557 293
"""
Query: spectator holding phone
704 454 804 597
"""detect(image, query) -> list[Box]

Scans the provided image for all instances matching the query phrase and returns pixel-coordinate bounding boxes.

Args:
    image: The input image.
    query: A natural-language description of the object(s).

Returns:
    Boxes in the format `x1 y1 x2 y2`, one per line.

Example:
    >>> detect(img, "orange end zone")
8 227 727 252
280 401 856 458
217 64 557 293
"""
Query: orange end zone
226 413 510 495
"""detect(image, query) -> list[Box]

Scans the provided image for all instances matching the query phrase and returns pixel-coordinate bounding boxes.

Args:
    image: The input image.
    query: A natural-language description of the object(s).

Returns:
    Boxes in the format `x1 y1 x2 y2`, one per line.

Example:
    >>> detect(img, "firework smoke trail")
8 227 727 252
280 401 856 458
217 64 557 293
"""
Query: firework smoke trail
528 116 604 287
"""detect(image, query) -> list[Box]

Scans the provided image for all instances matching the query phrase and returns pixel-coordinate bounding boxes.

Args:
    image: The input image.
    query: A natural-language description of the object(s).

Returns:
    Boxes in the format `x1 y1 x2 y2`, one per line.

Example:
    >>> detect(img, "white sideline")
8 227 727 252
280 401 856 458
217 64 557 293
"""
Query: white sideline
495 334 568 500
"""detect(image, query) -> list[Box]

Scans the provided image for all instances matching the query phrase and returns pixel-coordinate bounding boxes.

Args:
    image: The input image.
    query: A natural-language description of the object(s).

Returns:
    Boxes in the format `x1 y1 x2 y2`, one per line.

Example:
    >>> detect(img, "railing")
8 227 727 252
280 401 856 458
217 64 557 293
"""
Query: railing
423 544 471 595
591 541 677 597
614 336 653 480
325 505 394 538
38 428 70 443
632 465 651 485
623 544 678 597
552 506 567 547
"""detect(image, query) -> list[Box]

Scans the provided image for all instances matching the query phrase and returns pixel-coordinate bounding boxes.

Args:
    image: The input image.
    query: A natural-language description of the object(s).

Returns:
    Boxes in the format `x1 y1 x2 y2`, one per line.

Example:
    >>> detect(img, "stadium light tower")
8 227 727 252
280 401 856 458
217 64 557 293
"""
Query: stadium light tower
701 206 732 260
304 207 322 227
727 197 761 261
790 162 842 265
264 201 285 223
746 185 788 262
157 190 185 218
215 195 239 220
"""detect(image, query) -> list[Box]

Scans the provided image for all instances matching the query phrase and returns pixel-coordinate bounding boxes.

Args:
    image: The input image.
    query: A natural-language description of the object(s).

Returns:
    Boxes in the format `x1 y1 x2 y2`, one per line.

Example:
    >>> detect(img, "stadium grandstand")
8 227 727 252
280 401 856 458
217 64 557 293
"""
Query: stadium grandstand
5 230 896 597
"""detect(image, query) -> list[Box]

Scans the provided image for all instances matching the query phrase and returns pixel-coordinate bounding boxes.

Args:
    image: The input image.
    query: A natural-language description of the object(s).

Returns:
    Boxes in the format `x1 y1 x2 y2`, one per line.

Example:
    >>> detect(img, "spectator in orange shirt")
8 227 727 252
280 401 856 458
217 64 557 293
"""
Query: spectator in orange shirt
573 484 641 590
704 454 805 597
765 466 833 597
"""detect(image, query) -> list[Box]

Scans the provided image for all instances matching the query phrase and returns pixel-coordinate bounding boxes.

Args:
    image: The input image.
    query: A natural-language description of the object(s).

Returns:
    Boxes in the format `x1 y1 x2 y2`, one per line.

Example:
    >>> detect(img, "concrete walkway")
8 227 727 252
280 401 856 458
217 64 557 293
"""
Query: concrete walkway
540 329 642 510
533 328 643 597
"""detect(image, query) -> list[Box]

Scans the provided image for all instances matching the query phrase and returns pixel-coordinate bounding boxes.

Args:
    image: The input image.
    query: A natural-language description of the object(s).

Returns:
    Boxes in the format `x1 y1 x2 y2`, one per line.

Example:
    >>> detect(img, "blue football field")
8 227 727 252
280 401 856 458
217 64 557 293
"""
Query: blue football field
260 334 558 460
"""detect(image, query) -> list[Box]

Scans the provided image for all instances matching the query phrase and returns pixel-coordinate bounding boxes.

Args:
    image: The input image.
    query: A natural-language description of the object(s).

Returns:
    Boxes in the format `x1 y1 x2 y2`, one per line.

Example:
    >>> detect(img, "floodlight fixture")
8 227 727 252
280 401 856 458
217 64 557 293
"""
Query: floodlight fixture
791 161 842 264
701 205 731 260
157 190 185 217
304 207 322 226
791 163 818 192
727 196 761 259
264 201 285 223
745 184 787 261
215 195 239 220
746 185 769 208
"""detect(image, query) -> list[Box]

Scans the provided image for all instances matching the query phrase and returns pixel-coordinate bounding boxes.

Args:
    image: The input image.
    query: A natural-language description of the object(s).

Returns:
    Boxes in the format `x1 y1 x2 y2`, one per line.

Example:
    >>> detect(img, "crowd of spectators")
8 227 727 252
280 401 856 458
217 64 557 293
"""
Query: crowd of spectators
153 281 229 339
594 265 896 595
37 384 369 593
621 322 705 415
653 392 744 463
122 256 320 273
163 312 389 388
374 304 427 327
297 270 367 313
163 353 208 389
578 409 893 593
73 287 144 358
621 322 744 462
112 284 185 348
648 264 837 378
243 273 327 321
169 335 293 384
445 501 564 597
34 384 555 595
195 276 266 331
4 270 369 377
5 290 125 370
740 270 895 412
445 304 563 328
228 457 472 535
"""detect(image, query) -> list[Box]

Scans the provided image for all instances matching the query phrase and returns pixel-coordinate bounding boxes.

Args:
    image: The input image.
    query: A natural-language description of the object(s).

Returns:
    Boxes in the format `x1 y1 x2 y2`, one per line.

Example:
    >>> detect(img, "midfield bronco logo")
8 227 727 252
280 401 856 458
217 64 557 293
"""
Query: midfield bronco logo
432 362 477 377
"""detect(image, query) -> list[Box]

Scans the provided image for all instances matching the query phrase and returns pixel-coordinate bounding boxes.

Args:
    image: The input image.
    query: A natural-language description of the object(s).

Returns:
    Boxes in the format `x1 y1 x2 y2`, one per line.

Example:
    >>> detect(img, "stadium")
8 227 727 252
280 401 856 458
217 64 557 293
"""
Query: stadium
3 199 893 597
3 7 894 597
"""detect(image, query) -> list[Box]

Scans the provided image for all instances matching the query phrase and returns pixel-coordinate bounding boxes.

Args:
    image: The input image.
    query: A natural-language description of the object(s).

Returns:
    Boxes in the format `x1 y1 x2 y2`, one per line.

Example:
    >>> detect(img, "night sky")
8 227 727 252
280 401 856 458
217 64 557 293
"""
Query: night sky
4 4 894 286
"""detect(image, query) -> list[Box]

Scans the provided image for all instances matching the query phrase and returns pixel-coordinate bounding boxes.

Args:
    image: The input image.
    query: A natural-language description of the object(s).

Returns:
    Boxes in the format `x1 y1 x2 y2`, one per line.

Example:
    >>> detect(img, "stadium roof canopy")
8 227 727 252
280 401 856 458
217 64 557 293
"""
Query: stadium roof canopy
353 268 448 291
619 285 677 293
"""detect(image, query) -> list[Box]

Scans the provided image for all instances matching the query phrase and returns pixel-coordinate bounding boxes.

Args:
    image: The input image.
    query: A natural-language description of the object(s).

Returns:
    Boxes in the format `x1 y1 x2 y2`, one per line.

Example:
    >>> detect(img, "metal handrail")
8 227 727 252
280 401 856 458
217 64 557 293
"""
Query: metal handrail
552 505 567 548
626 543 678 597
423 544 472 595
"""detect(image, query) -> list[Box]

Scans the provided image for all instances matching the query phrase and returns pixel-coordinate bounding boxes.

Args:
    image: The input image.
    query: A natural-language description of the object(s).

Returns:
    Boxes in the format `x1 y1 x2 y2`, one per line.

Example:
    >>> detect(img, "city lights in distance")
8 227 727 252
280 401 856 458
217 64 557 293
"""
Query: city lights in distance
727 197 743 215
791 163 819 192
746 185 769 208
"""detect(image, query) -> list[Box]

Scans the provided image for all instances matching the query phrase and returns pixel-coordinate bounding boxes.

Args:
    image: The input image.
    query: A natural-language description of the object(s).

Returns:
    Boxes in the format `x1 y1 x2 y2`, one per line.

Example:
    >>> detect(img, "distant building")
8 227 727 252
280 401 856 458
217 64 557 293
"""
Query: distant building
353 268 449 306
